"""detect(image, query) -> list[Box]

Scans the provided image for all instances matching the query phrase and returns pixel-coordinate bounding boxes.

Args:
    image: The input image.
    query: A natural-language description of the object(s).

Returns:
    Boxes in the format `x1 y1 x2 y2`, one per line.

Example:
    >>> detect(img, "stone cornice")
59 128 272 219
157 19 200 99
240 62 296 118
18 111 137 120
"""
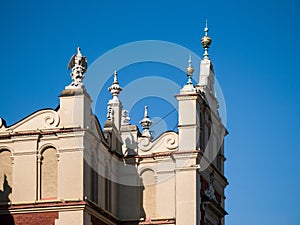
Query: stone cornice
138 219 176 224
85 199 119 224
202 198 228 218
0 200 85 214
59 88 91 99
0 127 86 139
125 150 200 159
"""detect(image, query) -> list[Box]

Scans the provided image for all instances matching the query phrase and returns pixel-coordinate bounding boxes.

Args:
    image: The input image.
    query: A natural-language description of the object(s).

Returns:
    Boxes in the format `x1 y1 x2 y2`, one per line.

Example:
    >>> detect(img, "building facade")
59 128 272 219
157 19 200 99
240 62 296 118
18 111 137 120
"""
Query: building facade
0 26 228 225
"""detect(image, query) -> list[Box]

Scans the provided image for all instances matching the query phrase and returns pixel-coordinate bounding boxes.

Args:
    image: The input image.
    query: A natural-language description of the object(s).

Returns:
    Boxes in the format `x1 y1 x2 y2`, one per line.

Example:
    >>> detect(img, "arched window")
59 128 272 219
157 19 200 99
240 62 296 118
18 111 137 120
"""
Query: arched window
140 169 156 219
40 147 57 199
0 149 12 202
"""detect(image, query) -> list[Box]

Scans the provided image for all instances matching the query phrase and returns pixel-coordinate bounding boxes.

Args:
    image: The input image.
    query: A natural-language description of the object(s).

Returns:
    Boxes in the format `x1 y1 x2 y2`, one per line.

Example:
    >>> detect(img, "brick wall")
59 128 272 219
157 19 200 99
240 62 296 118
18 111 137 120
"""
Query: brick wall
0 211 58 225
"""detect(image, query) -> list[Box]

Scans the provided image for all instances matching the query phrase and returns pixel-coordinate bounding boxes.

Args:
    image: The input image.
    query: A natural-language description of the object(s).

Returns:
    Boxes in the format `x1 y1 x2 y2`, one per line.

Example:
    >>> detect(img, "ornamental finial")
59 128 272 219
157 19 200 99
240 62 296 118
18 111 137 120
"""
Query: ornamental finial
113 70 118 83
185 54 194 84
144 105 149 118
67 47 88 88
201 20 212 59
205 19 208 36
139 106 153 139
108 70 122 100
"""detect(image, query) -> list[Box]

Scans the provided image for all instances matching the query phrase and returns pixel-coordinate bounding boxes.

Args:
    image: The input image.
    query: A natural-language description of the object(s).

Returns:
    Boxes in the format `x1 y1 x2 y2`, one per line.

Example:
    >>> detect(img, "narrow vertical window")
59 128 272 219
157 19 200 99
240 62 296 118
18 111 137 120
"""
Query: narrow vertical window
0 149 12 202
105 164 111 211
41 147 57 199
90 154 98 203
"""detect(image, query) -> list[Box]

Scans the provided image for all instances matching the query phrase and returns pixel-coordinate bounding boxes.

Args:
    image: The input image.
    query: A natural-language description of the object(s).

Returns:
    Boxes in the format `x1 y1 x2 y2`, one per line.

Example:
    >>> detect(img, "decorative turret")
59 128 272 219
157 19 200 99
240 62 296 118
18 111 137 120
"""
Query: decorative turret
108 70 123 101
107 70 123 131
175 48 203 151
139 106 153 139
197 21 219 114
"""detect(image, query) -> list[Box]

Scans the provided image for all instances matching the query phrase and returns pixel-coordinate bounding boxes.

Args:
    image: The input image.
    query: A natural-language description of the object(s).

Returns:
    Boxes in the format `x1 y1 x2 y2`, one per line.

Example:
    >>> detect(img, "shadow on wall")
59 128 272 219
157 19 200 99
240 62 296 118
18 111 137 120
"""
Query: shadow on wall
119 157 146 222
84 128 147 224
124 136 138 156
123 136 147 221
0 174 15 225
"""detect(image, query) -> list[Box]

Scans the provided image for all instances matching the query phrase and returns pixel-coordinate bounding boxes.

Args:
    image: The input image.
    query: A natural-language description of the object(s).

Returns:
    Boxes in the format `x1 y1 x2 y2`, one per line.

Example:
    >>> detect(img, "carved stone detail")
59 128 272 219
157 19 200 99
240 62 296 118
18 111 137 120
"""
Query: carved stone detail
44 111 60 128
138 137 151 151
165 134 178 150
67 47 88 88
3 109 60 131
138 132 178 152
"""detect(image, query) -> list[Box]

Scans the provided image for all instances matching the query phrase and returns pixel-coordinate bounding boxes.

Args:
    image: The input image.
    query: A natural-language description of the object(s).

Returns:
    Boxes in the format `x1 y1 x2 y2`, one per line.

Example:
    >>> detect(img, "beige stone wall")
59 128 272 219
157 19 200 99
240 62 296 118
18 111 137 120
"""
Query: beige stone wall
0 149 13 202
13 152 37 203
140 169 156 219
55 210 83 225
156 171 175 219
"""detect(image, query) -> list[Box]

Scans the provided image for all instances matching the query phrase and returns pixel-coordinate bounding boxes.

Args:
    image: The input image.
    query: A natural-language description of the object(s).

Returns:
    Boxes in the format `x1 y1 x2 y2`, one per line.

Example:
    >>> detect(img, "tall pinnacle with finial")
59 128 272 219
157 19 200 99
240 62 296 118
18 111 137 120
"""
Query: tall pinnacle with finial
201 20 212 59
181 54 195 92
139 106 153 139
186 54 194 85
108 70 122 101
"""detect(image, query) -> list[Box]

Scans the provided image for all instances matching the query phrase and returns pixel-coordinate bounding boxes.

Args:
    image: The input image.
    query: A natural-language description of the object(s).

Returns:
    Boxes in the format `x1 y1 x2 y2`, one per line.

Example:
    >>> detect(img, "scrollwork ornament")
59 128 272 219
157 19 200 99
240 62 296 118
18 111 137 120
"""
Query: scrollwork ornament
44 111 60 128
138 137 152 152
165 133 178 150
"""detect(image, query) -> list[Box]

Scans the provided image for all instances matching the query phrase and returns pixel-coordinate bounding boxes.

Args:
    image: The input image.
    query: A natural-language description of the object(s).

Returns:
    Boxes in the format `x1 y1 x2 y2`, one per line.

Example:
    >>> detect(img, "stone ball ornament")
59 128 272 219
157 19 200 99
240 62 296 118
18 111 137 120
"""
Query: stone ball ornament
201 35 212 49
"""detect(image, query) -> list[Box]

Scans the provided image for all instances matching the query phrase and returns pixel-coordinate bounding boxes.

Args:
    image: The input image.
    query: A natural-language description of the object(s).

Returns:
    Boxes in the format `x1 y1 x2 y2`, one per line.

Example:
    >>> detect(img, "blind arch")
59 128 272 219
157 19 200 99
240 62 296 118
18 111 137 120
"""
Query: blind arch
40 147 57 199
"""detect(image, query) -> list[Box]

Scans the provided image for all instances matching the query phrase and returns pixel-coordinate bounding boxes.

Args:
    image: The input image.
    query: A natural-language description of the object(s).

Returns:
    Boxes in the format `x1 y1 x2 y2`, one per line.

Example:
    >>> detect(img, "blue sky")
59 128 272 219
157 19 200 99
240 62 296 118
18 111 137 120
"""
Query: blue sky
1 0 300 224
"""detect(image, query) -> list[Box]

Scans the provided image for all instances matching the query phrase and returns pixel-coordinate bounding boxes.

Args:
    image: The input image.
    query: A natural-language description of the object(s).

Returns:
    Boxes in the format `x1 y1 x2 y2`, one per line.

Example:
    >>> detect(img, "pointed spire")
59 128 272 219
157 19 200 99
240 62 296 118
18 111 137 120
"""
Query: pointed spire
108 70 122 100
144 105 149 118
113 70 118 83
204 19 208 36
181 54 195 92
77 47 83 57
139 106 153 139
186 54 194 85
188 54 192 65
201 20 212 59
